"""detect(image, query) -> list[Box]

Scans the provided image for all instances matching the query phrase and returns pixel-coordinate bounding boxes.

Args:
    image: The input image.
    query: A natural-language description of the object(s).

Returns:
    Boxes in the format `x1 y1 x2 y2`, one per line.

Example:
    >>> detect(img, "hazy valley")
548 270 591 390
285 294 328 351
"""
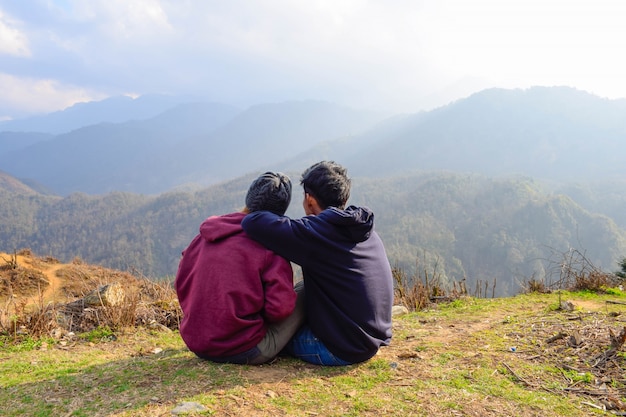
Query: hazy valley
1 86 626 296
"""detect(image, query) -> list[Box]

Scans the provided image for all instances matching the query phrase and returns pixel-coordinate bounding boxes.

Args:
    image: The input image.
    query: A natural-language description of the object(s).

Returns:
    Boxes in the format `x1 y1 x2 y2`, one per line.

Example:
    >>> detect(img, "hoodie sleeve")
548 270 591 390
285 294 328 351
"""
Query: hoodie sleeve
242 210 318 265
261 252 296 322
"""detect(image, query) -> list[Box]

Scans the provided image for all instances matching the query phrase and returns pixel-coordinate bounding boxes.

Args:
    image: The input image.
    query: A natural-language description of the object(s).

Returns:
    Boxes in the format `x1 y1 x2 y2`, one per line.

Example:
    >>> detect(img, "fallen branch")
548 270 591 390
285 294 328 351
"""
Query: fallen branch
546 332 567 344
502 362 561 395
592 326 626 368
581 401 606 411
609 326 626 351
502 362 536 387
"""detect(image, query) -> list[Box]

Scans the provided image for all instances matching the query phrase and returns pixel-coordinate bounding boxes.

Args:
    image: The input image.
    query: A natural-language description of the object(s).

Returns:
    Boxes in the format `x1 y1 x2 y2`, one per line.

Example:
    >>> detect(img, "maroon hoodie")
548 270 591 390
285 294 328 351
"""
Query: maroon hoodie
175 212 295 357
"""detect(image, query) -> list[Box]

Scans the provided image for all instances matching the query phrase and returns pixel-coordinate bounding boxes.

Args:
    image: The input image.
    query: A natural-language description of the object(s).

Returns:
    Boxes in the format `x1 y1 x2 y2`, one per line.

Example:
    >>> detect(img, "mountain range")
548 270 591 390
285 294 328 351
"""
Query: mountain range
0 98 385 195
1 86 625 296
2 86 626 197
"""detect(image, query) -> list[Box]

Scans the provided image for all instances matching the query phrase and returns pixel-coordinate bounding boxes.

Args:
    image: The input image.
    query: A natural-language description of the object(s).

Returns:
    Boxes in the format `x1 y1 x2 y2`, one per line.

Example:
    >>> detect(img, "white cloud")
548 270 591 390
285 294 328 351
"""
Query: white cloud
1 0 626 118
421 0 626 99
65 0 173 40
0 73 106 116
0 10 30 56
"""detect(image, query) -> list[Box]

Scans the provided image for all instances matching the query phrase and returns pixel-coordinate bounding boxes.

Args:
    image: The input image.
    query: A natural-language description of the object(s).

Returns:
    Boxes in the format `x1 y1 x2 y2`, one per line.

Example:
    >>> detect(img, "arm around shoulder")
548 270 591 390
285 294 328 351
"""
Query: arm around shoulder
242 211 310 264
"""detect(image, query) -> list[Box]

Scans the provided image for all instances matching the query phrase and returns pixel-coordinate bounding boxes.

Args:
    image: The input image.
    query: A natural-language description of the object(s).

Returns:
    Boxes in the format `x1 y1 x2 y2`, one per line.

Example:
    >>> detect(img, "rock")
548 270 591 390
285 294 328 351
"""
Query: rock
82 282 125 307
148 320 172 332
392 305 409 316
560 300 575 311
171 401 208 415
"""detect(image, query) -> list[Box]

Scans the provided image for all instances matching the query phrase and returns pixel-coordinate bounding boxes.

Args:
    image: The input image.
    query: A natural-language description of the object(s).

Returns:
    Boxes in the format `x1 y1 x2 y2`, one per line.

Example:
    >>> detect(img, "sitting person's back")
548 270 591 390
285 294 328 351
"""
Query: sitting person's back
175 172 304 365
242 161 393 365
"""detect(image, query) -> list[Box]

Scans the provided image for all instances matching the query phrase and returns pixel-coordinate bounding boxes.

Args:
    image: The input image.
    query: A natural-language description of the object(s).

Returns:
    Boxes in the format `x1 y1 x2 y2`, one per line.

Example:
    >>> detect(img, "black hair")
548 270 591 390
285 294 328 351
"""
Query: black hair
300 161 351 209
245 172 292 215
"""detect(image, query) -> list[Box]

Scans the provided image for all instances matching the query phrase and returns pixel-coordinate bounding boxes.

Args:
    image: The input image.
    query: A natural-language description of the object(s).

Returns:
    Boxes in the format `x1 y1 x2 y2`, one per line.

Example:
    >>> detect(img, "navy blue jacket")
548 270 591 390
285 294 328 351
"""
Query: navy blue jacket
242 205 393 363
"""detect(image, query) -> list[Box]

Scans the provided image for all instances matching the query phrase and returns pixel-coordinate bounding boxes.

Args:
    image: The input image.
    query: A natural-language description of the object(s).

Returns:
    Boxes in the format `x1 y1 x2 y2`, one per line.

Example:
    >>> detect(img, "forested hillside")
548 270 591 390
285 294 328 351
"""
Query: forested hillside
1 171 624 297
353 173 626 296
2 86 626 296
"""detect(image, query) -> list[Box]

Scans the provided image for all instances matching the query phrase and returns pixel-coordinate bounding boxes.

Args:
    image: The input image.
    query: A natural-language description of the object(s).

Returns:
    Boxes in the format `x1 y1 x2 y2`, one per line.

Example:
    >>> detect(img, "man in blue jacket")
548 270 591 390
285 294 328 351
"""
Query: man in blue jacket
242 161 393 365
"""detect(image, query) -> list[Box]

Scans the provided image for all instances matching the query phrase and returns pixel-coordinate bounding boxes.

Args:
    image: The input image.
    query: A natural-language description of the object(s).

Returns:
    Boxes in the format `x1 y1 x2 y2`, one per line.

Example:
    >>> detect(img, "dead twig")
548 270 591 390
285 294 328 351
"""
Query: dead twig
502 362 536 387
592 326 626 368
546 332 567 344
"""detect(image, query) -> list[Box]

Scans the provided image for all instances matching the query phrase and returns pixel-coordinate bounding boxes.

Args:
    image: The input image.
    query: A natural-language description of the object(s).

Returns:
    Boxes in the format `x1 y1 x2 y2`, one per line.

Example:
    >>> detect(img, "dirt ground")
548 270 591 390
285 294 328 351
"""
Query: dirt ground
2 250 625 416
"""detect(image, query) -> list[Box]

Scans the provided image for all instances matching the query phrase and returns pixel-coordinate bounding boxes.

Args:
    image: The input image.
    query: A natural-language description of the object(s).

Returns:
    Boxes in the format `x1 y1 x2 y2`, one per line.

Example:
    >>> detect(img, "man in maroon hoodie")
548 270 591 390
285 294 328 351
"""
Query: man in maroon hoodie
175 172 304 364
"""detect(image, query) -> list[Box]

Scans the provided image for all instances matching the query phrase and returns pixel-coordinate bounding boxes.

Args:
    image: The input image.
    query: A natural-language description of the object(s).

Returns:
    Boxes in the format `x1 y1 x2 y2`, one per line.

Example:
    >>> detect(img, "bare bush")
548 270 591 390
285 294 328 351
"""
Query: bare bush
536 247 622 293
393 256 465 311
522 277 550 294
0 288 59 339
393 266 429 311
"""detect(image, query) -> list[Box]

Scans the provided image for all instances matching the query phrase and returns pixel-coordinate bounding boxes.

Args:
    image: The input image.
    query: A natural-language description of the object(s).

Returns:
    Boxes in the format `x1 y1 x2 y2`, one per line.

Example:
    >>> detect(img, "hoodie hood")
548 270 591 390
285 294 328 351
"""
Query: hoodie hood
199 212 246 243
321 205 374 243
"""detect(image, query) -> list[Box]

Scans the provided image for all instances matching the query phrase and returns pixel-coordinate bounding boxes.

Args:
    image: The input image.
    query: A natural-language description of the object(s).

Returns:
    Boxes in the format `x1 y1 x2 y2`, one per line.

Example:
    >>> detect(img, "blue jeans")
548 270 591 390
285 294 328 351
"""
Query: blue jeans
285 325 352 366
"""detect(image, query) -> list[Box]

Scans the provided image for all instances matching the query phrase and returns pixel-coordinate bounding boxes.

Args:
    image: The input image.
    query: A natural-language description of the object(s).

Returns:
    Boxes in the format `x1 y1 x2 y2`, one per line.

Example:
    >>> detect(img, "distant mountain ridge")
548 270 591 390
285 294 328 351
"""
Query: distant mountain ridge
0 99 385 195
0 132 54 156
2 86 625 196
0 171 39 195
344 86 626 181
0 94 203 135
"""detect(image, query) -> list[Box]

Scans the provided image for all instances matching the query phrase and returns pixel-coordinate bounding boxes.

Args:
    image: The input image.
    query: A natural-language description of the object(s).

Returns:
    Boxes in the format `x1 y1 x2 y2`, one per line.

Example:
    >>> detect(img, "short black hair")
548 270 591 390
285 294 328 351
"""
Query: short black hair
245 172 292 215
300 161 351 209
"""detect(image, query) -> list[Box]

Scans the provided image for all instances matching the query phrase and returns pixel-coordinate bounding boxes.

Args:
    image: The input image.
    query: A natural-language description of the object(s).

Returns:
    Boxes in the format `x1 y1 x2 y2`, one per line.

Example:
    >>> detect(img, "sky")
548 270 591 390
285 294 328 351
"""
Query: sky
1 0 626 120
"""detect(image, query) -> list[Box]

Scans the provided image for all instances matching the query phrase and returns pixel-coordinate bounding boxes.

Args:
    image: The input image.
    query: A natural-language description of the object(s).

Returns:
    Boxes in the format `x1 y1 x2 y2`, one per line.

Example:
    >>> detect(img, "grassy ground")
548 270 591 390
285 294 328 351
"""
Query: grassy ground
2 289 625 416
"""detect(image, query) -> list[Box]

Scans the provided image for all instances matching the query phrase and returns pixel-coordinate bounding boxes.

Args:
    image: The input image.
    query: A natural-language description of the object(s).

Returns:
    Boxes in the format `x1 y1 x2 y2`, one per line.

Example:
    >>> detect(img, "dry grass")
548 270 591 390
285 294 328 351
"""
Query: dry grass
392 262 468 312
522 248 625 295
2 249 626 416
0 250 181 340
3 290 626 416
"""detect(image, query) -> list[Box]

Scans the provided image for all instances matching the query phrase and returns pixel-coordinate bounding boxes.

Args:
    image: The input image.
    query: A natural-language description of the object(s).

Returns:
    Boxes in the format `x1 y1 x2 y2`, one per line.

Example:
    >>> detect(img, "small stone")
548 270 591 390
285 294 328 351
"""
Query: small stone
392 305 409 316
148 320 172 332
171 402 208 415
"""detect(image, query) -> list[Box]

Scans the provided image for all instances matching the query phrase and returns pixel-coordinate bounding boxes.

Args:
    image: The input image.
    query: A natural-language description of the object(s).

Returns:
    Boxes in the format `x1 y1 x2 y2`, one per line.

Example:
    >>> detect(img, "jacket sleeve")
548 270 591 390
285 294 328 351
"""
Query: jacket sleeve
242 211 317 265
261 252 296 322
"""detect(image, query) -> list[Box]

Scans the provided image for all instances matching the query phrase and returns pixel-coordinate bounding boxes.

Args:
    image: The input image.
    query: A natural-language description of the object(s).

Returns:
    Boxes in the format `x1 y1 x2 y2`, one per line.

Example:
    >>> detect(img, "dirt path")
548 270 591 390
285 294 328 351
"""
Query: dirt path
1 252 66 306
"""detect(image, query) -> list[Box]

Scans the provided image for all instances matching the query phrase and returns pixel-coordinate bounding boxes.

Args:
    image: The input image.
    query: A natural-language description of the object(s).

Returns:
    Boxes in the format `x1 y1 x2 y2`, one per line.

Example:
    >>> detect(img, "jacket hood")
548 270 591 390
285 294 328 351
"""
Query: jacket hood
199 212 246 242
322 205 374 242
